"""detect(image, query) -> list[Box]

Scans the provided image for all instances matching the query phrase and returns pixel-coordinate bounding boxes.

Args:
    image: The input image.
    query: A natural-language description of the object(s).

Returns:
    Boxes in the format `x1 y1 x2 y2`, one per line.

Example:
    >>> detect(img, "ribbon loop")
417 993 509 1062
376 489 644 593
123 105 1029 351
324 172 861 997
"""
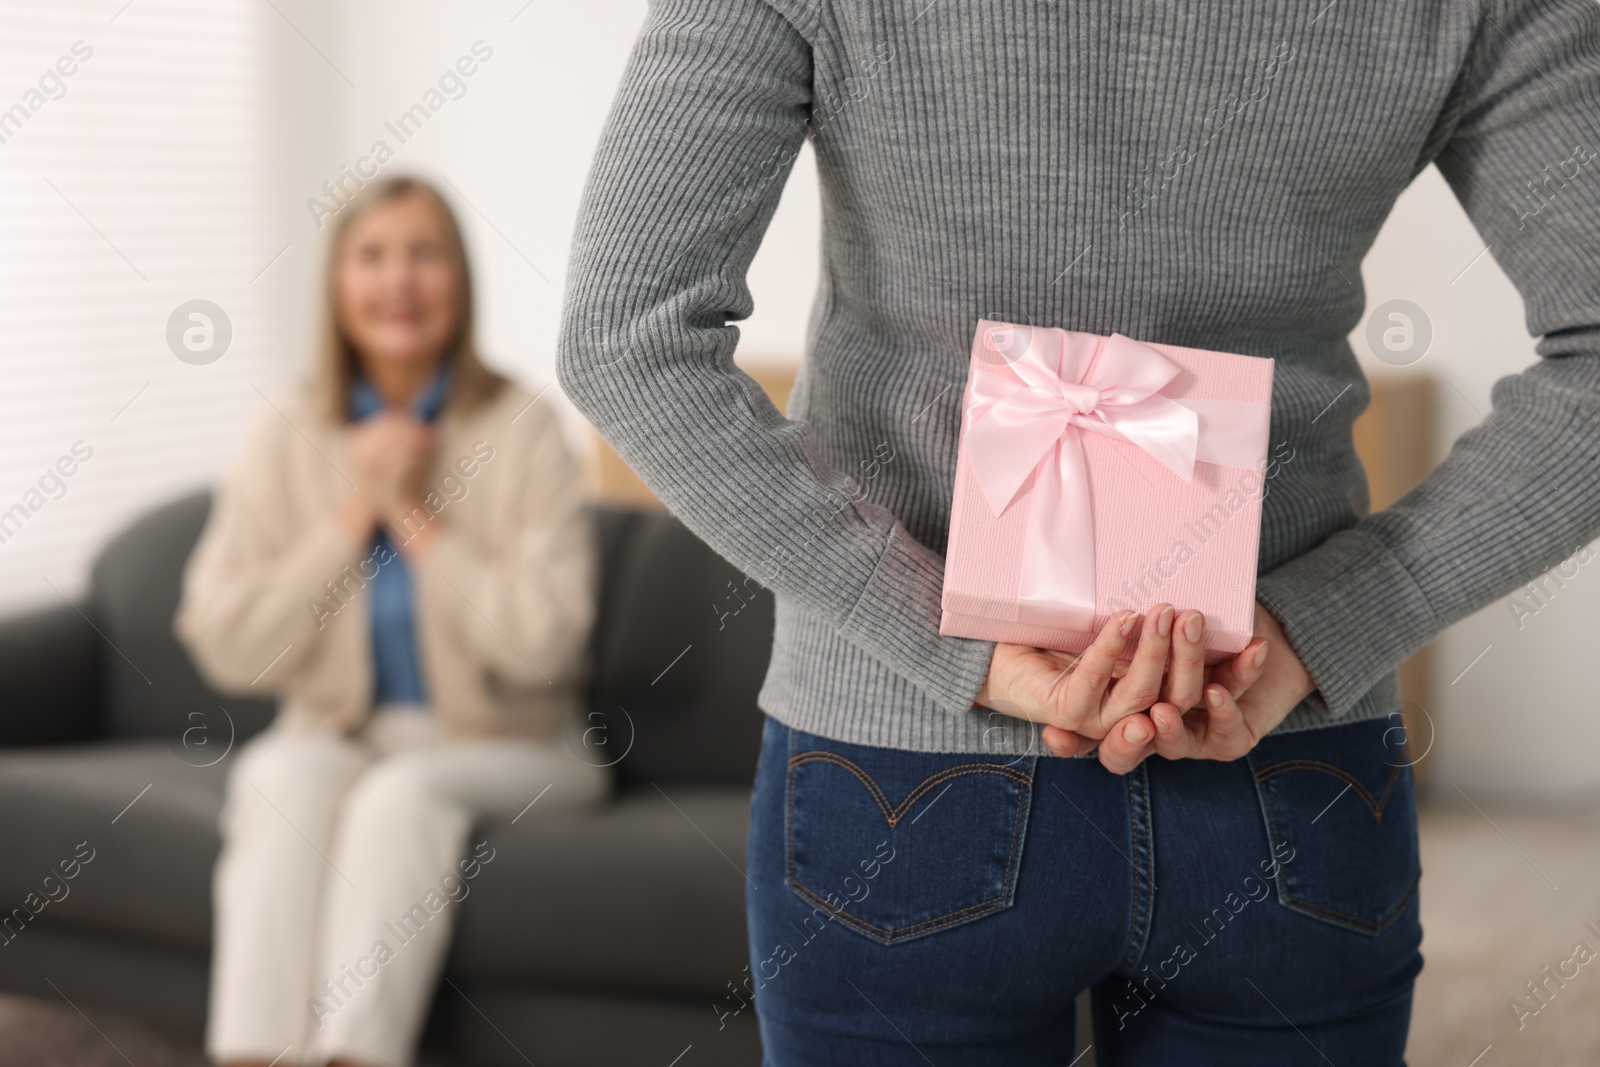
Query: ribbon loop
959 321 1269 632
965 329 1201 517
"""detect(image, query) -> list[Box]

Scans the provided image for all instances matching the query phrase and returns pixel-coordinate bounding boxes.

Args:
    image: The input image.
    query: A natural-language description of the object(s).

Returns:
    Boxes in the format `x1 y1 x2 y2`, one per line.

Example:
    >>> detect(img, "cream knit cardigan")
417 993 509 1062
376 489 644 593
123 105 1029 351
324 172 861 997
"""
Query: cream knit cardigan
174 379 595 741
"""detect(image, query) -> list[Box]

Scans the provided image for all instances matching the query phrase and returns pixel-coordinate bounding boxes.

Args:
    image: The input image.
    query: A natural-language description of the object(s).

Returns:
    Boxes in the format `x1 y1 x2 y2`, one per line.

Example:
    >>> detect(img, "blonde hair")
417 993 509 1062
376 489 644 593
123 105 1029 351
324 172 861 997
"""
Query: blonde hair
309 176 507 424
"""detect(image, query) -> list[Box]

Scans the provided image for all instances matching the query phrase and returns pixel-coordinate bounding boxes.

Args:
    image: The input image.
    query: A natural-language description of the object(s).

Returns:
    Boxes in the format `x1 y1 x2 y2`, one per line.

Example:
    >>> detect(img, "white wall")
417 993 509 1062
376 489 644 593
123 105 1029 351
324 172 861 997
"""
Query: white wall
1359 169 1600 802
279 0 821 436
303 3 1597 799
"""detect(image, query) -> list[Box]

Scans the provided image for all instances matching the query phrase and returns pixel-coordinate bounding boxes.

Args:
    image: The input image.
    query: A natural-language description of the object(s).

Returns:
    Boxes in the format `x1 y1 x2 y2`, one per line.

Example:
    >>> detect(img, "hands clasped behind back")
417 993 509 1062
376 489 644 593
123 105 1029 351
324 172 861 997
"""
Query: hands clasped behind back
975 603 1295 775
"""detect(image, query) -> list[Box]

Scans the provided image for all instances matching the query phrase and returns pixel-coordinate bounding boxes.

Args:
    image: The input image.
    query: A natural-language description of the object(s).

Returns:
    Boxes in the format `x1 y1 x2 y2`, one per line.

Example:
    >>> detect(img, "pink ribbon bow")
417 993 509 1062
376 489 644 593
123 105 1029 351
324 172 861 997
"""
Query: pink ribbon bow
963 323 1269 631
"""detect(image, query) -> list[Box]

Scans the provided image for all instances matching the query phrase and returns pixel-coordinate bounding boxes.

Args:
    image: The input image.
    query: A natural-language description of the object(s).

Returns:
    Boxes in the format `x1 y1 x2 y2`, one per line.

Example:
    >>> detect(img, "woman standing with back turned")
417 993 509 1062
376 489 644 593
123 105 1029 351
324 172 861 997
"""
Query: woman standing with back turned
558 1 1600 1063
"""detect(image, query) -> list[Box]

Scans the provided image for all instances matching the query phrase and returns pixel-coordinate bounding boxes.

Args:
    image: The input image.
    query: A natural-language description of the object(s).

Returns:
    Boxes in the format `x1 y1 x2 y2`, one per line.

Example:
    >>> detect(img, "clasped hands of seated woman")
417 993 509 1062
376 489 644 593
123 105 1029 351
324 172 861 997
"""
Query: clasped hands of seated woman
975 602 1316 774
338 410 441 558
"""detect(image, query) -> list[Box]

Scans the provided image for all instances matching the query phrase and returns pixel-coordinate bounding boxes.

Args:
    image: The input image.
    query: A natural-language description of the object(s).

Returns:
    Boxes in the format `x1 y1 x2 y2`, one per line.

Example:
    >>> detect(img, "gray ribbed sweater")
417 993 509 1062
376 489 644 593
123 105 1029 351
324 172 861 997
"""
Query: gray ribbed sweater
557 0 1600 753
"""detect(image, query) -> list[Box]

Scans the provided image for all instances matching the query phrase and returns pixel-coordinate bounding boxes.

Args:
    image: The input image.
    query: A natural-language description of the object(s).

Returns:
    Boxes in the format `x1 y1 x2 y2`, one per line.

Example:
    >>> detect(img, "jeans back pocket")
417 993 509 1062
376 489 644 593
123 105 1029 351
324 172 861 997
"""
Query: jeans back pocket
784 726 1036 945
1246 717 1421 935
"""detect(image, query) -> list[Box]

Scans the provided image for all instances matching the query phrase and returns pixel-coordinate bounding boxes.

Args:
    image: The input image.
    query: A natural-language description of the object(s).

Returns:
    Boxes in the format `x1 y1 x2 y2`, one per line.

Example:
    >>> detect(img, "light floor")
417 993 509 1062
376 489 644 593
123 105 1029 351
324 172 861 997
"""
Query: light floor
1406 801 1600 1067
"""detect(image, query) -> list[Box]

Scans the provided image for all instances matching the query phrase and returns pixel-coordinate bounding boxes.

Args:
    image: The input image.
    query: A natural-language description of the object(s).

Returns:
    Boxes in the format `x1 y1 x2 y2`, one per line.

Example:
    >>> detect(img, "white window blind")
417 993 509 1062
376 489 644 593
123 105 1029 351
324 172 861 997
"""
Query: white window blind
0 0 273 613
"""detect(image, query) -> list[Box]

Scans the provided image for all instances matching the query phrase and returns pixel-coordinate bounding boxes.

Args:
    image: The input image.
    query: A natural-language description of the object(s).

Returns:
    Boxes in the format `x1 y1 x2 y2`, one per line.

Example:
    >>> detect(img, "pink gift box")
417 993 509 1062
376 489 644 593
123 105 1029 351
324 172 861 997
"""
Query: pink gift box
940 320 1276 663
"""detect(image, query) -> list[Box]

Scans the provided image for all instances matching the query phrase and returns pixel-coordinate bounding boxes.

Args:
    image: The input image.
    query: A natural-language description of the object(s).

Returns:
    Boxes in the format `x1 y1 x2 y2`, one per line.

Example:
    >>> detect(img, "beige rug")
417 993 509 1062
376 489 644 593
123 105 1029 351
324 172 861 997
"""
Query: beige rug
0 994 460 1067
1408 801 1600 1067
0 994 208 1067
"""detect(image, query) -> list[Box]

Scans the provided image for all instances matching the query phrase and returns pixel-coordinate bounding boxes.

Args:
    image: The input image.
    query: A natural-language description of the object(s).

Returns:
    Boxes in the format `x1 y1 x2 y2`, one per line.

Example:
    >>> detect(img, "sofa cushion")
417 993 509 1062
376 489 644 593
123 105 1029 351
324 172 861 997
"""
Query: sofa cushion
0 602 102 746
0 741 226 953
0 741 752 997
449 784 751 996
86 494 771 795
89 492 276 742
590 511 771 788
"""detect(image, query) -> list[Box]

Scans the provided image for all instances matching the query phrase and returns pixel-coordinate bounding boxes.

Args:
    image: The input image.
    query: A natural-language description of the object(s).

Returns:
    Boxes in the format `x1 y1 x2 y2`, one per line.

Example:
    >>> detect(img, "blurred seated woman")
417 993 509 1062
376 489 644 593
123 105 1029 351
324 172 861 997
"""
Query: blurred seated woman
175 176 607 1067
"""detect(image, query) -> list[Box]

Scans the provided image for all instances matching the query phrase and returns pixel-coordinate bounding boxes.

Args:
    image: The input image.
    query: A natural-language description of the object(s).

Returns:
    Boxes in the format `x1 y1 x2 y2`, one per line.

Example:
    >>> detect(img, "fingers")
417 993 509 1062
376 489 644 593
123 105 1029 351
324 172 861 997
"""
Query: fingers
1148 700 1200 759
1209 637 1270 700
1010 624 1269 757
1154 684 1255 762
1095 712 1156 775
1040 724 1097 759
1053 610 1138 732
1196 683 1254 759
367 413 435 454
1160 610 1207 710
1102 605 1174 724
1043 708 1159 771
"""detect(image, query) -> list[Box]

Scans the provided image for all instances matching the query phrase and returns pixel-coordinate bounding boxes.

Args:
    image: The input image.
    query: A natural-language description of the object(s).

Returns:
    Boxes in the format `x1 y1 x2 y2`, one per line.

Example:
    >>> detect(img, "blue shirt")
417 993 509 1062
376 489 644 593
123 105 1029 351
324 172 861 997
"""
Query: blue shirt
347 365 451 707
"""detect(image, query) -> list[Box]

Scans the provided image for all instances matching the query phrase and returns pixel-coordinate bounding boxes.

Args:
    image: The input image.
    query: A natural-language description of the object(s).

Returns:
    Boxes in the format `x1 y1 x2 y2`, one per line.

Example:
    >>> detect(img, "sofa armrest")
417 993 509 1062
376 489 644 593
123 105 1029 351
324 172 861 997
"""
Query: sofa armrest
0 601 103 745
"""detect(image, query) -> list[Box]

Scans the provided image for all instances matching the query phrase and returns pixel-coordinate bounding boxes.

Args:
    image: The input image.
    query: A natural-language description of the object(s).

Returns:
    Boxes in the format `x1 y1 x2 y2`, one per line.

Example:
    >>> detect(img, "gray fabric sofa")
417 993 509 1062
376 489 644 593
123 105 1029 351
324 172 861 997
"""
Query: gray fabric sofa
0 492 770 1066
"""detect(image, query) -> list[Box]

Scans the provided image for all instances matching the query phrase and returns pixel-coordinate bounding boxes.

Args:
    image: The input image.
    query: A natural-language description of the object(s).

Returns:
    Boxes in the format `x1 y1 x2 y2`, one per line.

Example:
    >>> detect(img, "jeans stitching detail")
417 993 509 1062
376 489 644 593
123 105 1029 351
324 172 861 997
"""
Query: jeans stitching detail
787 776 1027 940
787 750 1032 827
1247 750 1418 935
785 725 799 892
790 866 1010 941
1252 758 1405 822
1115 774 1140 968
1118 763 1156 973
1283 871 1420 934
1246 750 1308 921
783 744 1036 943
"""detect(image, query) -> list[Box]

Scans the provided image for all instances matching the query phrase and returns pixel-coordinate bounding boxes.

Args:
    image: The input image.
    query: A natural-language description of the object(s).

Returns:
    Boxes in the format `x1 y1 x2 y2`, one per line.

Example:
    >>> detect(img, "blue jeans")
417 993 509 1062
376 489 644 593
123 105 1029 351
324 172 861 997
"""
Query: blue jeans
744 715 1423 1065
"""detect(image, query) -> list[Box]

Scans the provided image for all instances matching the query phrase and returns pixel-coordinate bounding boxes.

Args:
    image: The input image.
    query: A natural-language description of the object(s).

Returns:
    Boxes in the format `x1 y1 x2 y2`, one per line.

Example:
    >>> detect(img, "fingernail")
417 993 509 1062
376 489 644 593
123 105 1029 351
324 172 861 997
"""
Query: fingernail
1254 641 1269 668
1155 708 1174 733
1124 719 1152 744
1119 611 1138 637
1207 687 1225 709
1044 735 1065 757
1183 612 1204 643
1157 606 1175 637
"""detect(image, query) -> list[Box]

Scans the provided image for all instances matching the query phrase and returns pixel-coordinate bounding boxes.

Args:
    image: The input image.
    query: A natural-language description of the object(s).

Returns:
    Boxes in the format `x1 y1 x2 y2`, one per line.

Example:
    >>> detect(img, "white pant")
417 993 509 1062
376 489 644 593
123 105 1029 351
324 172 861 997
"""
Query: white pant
204 707 610 1067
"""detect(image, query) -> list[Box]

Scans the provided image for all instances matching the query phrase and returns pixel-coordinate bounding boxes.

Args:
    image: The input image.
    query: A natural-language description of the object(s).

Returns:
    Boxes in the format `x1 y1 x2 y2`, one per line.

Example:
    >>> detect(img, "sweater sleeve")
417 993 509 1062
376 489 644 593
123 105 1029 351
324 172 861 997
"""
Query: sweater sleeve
174 414 368 693
1255 0 1600 717
410 397 597 690
556 0 996 712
